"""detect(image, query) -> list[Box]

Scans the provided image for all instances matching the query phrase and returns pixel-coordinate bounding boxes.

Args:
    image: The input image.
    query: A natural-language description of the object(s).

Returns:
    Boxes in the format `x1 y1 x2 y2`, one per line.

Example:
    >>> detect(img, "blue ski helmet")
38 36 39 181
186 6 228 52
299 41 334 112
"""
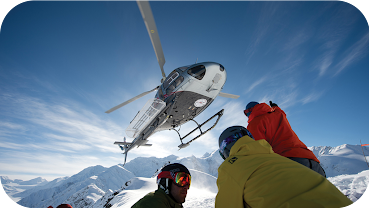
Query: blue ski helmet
244 101 259 117
218 126 254 160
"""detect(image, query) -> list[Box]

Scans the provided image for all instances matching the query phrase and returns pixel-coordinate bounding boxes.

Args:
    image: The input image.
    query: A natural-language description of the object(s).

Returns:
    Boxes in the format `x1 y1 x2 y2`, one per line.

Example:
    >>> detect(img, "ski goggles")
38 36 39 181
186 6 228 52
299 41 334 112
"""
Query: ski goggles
244 107 254 117
219 132 244 159
158 171 191 188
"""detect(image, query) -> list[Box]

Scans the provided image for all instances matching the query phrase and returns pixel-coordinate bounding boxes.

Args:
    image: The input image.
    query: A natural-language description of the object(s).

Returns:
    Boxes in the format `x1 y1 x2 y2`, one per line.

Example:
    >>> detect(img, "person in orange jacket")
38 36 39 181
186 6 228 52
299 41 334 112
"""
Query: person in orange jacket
244 101 326 177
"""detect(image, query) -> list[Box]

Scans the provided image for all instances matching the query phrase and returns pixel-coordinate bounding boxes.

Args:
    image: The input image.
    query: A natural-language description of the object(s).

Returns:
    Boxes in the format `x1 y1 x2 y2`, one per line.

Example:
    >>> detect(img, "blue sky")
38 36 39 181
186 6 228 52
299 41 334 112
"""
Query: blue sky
0 1 368 183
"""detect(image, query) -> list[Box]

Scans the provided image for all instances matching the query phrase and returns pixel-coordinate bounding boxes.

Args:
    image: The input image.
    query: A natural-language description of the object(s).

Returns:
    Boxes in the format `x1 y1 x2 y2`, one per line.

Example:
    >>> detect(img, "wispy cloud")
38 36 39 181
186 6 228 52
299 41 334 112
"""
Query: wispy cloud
317 52 334 77
282 30 310 51
0 92 129 178
244 2 281 65
334 32 369 76
312 3 367 78
300 91 325 105
245 76 267 94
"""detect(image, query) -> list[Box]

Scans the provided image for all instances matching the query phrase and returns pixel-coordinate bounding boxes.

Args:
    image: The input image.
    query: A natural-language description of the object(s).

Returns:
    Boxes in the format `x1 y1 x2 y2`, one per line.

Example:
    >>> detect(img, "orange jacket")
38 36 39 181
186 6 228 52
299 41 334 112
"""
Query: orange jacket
247 103 320 163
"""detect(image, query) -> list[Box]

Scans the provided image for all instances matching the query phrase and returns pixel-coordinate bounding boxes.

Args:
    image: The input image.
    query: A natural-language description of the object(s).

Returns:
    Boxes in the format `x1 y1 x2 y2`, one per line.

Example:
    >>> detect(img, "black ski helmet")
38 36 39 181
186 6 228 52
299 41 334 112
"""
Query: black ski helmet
157 163 191 194
218 126 253 160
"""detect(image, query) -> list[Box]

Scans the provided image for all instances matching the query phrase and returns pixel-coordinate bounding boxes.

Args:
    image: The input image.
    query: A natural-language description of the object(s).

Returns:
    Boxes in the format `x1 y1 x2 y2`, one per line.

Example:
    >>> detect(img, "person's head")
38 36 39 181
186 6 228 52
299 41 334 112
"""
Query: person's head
244 101 259 117
56 204 72 208
218 126 254 160
157 163 191 203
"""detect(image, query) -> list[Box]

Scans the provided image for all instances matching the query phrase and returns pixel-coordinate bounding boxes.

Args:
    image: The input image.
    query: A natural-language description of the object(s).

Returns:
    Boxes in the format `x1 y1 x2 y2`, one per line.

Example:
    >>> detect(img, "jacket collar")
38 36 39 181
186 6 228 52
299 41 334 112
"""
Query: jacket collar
155 188 183 208
230 136 274 156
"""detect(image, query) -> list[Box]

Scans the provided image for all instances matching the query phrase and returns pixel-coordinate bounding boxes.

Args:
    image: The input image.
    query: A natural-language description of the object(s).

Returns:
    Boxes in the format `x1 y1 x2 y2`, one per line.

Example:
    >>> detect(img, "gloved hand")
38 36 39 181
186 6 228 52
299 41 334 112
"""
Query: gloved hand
269 101 278 107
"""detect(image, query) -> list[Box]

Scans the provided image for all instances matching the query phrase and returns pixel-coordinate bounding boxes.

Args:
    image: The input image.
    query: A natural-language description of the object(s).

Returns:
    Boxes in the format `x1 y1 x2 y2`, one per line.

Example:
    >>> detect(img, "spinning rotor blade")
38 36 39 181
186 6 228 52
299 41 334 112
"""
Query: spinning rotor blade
218 92 240 99
105 86 159 114
137 1 166 82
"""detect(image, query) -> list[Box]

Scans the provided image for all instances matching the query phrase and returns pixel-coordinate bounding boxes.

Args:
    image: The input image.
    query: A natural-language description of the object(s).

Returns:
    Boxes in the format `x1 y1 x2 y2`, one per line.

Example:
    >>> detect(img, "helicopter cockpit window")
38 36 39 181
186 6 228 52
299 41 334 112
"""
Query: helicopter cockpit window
157 87 164 100
166 76 184 95
163 70 179 89
187 65 206 80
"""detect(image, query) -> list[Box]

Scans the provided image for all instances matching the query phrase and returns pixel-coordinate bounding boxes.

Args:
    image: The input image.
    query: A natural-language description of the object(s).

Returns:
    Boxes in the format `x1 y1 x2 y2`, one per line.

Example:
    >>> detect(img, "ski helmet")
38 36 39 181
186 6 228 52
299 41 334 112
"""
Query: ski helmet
56 204 73 208
244 101 259 117
157 163 191 194
218 126 253 160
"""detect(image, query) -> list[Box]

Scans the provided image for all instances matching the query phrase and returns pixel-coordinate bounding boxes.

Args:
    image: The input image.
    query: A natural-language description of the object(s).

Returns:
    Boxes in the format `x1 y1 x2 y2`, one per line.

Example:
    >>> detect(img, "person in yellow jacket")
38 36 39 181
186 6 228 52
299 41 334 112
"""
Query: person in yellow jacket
216 126 352 208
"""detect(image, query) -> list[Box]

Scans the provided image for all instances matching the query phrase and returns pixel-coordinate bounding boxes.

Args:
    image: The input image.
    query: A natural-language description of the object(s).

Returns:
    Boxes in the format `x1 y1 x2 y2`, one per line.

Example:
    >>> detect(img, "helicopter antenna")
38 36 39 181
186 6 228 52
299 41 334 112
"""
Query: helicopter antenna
196 58 198 64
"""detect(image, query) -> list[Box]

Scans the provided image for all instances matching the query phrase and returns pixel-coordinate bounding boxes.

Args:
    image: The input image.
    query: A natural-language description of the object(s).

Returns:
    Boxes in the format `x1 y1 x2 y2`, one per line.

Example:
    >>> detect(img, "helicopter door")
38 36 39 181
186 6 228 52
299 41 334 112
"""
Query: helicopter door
125 98 166 138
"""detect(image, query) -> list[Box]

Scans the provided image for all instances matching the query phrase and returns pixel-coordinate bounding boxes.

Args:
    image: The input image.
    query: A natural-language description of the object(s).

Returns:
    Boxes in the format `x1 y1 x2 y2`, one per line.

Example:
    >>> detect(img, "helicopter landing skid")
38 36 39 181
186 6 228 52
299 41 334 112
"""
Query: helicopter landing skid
172 109 224 150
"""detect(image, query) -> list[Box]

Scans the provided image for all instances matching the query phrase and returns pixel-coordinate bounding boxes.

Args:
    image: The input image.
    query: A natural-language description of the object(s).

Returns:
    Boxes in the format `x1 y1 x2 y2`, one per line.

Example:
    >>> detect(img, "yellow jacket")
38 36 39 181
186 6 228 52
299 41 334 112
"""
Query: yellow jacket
215 136 352 208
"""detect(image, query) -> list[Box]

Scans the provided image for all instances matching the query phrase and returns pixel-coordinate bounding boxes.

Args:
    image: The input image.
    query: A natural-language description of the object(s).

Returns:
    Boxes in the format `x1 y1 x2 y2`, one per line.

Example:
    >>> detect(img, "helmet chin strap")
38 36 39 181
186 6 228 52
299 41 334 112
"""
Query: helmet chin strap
158 178 171 194
165 178 170 194
158 178 183 204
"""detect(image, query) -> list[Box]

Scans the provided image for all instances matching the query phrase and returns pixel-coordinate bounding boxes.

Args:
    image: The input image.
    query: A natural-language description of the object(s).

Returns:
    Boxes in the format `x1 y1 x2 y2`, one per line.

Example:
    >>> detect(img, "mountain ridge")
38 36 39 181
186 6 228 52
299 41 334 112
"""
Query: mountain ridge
1 143 369 208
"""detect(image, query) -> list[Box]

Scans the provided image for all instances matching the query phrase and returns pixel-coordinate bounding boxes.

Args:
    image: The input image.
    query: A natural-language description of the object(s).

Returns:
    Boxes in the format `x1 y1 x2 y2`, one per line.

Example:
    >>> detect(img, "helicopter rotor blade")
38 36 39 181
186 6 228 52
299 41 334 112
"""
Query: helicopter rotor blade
137 1 166 82
218 92 240 99
105 86 160 114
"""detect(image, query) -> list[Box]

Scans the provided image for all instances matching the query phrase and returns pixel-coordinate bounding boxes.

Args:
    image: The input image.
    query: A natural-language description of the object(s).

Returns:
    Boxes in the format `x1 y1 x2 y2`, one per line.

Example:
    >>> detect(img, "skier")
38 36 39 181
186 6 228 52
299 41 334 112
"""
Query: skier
132 163 191 208
216 126 352 208
244 101 326 177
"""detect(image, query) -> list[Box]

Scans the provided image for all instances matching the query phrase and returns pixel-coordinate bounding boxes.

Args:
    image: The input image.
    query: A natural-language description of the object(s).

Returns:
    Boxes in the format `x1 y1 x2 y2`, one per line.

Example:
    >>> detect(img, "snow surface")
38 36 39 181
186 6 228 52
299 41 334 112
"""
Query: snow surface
328 170 369 202
1 144 369 208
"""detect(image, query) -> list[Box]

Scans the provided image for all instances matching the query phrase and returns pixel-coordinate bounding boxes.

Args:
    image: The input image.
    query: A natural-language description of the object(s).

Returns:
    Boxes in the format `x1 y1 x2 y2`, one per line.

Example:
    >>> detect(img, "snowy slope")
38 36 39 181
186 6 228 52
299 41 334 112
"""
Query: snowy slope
311 144 369 177
1 144 369 208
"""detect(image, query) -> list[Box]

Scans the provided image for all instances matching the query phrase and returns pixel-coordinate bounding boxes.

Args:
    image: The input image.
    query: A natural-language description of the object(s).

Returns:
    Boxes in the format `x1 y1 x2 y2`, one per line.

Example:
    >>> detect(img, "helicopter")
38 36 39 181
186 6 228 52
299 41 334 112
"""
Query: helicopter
106 1 239 165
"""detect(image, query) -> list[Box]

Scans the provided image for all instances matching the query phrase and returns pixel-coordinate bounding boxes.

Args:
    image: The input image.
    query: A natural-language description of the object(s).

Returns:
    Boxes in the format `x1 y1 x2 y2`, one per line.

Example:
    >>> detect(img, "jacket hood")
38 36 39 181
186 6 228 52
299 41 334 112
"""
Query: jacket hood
248 103 272 123
230 136 274 157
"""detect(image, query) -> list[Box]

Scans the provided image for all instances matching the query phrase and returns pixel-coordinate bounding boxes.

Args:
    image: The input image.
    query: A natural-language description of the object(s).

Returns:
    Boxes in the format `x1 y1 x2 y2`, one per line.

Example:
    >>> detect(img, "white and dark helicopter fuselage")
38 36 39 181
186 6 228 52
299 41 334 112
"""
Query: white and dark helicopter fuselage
123 62 227 150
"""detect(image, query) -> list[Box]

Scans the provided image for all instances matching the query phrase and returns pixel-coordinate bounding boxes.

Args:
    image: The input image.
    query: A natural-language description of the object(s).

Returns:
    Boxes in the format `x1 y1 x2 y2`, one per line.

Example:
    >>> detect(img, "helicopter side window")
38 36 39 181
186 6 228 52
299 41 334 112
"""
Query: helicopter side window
187 65 206 80
166 76 184 95
163 70 179 89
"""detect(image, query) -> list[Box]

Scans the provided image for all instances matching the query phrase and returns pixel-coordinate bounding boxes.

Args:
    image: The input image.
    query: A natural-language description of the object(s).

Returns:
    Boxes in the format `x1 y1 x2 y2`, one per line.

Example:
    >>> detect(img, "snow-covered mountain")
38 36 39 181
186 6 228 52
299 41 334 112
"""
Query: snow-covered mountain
310 144 369 177
1 144 369 208
1 176 48 202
